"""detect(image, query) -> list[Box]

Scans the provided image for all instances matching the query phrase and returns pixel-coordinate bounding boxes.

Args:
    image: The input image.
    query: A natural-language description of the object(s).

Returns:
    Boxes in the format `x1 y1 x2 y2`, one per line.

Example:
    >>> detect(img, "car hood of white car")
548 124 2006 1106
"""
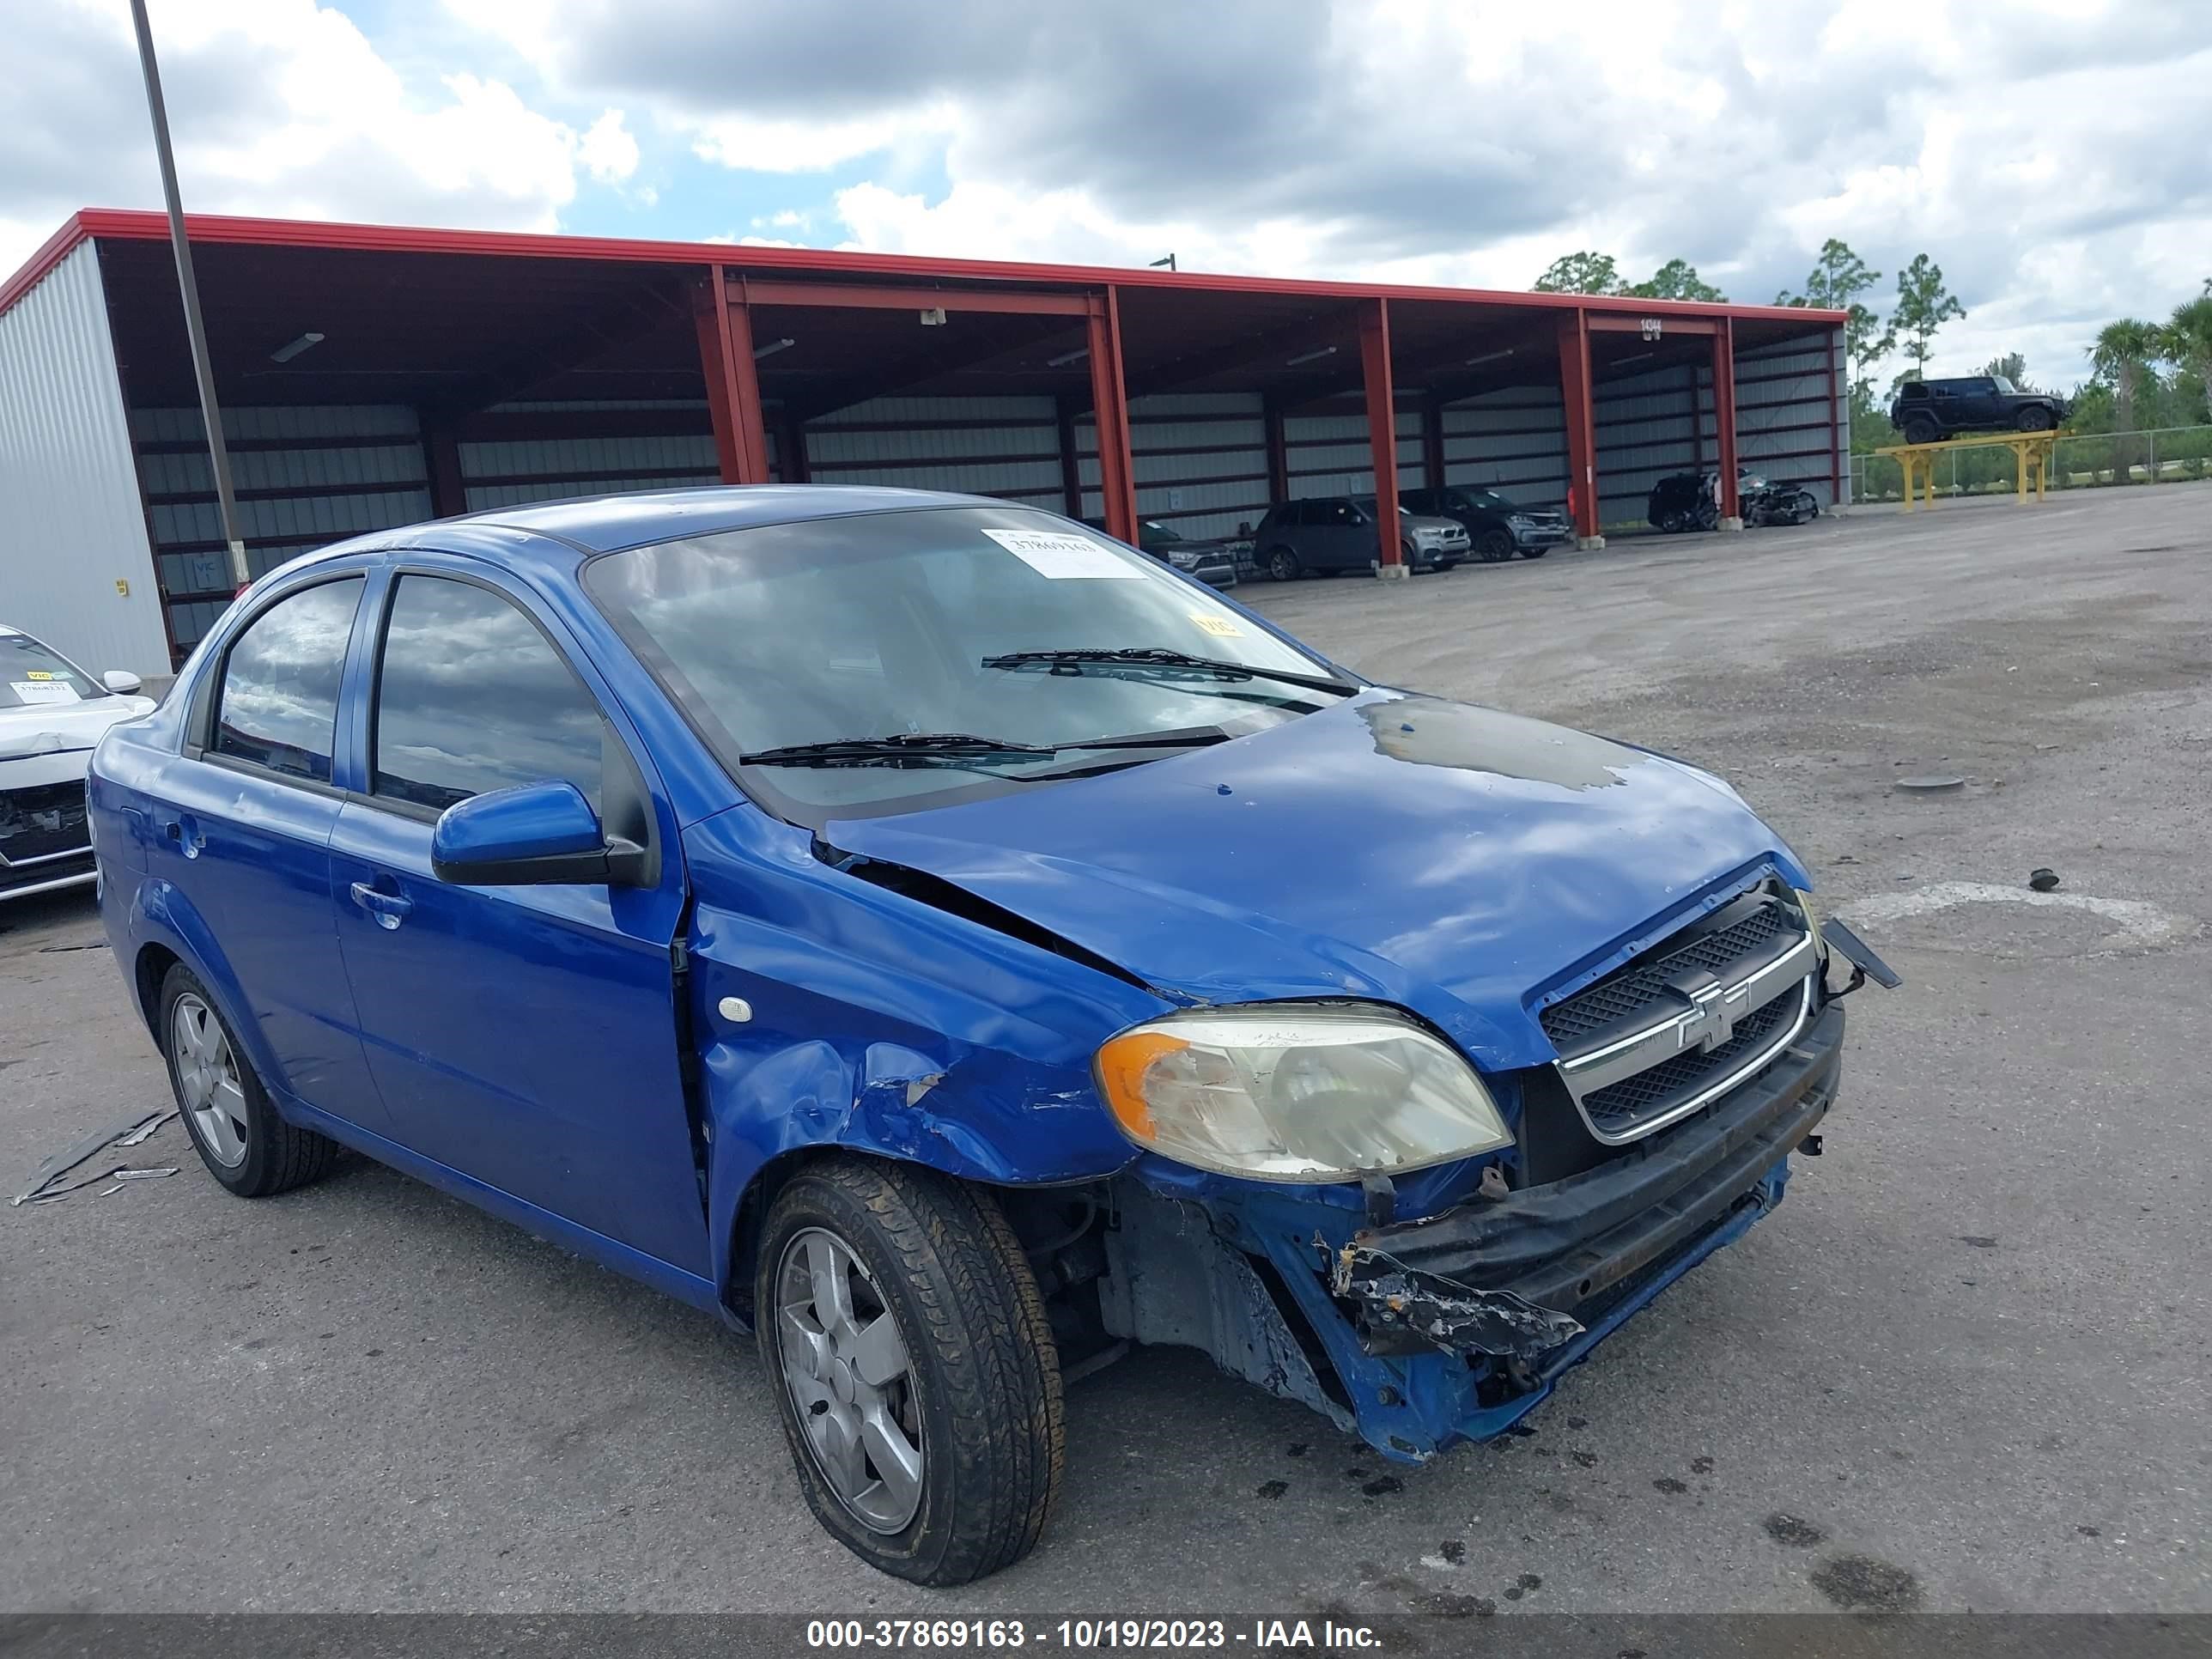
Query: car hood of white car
0 695 158 765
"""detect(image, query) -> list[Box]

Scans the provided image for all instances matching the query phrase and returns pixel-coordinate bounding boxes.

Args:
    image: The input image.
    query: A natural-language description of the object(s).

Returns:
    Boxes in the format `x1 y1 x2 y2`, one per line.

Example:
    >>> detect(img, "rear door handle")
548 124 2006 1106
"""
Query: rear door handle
161 815 204 857
349 881 414 929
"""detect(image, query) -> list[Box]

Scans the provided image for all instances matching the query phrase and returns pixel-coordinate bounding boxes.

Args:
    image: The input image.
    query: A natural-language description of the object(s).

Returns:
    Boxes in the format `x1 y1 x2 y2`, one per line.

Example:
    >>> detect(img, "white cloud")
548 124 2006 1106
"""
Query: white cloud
577 109 640 184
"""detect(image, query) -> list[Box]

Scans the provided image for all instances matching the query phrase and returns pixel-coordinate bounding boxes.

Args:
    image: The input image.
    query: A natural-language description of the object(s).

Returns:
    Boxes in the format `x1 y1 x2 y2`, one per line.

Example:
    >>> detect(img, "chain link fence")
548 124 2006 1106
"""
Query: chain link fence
1850 423 2212 504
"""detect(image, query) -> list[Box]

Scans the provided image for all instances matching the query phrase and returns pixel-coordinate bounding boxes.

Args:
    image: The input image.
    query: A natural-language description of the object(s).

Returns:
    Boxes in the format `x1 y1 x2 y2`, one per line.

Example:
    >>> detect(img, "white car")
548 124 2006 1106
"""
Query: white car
2 624 157 902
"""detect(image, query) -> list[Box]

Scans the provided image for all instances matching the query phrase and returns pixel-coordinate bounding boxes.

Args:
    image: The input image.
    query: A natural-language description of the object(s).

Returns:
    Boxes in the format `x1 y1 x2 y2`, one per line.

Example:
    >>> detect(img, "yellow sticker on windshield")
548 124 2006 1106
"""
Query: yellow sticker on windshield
1189 613 1243 638
24 670 54 679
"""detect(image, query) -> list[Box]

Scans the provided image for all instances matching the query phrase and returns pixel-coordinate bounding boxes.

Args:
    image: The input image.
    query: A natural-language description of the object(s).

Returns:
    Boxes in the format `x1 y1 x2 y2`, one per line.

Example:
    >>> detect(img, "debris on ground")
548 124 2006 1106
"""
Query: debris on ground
1895 775 1966 793
11 1110 177 1206
2029 867 2061 891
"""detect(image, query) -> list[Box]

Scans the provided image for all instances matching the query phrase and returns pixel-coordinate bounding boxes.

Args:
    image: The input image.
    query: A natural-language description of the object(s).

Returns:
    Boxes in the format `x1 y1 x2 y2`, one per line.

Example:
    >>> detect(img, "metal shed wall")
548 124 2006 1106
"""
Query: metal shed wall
1438 384 1571 509
1281 407 1425 500
1723 329 1847 507
459 401 725 510
1593 362 1703 528
1077 392 1273 538
133 404 433 652
806 396 1060 504
0 241 169 675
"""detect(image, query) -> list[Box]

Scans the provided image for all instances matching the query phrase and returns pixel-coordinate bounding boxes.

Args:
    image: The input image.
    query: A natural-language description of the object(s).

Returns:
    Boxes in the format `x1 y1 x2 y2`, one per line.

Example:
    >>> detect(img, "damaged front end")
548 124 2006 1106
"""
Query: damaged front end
1092 1000 1845 1462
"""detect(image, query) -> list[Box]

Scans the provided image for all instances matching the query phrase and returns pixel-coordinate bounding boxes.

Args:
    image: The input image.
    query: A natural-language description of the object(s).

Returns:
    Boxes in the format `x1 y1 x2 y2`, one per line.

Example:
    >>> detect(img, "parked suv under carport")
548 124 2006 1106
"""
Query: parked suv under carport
1400 486 1571 562
1890 376 2068 445
1251 496 1468 580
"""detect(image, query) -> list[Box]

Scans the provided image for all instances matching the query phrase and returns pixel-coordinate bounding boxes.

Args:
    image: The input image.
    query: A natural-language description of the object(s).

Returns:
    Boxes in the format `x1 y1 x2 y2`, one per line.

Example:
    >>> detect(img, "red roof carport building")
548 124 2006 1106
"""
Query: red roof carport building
0 210 1848 673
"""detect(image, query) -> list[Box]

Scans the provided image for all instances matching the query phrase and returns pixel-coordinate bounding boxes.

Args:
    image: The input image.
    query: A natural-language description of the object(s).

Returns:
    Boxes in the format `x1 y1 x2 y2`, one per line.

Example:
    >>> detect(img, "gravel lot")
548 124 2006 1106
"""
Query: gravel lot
4 485 2208 1618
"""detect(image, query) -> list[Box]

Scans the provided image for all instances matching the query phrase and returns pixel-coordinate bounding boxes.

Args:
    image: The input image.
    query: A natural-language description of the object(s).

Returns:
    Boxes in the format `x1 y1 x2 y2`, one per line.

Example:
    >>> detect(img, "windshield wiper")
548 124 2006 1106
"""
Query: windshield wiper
981 647 1354 696
740 732 1060 769
741 726 1243 771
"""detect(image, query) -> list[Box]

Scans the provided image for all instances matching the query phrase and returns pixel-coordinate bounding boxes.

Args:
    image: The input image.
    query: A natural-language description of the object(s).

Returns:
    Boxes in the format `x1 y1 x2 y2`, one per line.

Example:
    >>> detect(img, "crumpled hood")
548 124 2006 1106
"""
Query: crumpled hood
823 690 1805 1070
0 696 155 763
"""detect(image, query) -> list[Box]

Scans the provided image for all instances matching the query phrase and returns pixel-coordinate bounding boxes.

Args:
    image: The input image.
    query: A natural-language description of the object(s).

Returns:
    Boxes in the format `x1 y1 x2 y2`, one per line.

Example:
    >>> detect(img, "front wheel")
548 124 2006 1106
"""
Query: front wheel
2017 406 2056 432
1476 528 1514 562
1264 546 1300 581
1517 544 1548 558
758 1158 1064 1586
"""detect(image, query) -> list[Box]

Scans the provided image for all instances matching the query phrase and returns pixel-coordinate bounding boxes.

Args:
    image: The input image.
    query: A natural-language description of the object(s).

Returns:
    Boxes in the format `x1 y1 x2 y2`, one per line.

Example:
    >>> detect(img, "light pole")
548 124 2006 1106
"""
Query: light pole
127 0 251 592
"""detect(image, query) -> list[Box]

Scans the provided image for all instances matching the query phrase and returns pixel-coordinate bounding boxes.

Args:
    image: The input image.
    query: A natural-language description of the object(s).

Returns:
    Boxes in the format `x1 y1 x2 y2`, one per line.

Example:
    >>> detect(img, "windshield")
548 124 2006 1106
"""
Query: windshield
1137 519 1182 543
1 632 105 711
586 505 1345 822
1456 489 1516 513
1990 375 2018 393
1348 495 1407 519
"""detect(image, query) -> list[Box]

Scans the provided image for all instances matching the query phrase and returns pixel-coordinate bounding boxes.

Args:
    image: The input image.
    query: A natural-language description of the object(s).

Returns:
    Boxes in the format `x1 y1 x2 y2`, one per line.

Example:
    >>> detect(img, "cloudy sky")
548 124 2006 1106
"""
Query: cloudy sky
3 0 2206 386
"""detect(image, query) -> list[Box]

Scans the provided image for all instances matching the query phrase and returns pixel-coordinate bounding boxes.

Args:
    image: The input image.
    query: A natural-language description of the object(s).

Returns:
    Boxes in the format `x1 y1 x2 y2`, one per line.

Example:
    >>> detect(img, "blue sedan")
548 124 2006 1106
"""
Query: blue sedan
89 488 1886 1584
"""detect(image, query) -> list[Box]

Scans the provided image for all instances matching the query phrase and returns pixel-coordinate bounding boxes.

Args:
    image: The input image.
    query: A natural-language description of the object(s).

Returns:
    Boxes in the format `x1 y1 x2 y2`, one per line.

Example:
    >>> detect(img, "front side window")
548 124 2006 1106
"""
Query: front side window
372 575 604 813
212 578 363 782
2 631 104 709
586 504 1348 822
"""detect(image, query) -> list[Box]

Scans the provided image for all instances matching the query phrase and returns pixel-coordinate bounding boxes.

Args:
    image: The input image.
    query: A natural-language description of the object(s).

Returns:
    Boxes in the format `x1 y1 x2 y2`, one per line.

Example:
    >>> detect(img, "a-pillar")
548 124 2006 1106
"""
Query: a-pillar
1557 309 1604 549
1711 316 1742 530
1085 289 1138 544
694 267 773 485
1360 297 1406 579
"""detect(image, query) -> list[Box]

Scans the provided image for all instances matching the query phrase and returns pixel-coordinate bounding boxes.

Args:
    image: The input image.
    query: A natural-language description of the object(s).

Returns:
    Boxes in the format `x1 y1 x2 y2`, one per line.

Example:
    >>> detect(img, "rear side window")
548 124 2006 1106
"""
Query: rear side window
371 575 604 812
212 578 363 782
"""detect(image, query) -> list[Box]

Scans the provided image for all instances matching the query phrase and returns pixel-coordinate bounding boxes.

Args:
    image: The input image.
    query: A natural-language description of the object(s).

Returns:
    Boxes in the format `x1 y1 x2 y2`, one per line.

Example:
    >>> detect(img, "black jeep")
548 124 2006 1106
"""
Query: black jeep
1889 376 2068 445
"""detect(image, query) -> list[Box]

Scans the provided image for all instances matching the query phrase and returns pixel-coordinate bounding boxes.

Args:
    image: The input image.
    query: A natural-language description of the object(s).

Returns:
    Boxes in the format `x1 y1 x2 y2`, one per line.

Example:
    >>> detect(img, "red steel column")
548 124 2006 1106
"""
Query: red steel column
1359 297 1403 574
1086 289 1139 544
1711 316 1741 527
1557 308 1601 545
694 267 772 485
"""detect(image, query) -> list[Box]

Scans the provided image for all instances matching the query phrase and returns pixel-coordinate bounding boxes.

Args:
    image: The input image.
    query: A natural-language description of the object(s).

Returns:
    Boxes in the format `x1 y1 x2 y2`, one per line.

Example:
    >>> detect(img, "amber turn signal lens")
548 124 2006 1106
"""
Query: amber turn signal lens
1094 1030 1188 1138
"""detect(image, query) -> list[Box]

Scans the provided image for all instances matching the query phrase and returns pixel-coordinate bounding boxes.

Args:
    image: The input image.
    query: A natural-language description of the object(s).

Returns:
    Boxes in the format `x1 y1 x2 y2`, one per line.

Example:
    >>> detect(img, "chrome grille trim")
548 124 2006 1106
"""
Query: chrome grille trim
1544 893 1821 1145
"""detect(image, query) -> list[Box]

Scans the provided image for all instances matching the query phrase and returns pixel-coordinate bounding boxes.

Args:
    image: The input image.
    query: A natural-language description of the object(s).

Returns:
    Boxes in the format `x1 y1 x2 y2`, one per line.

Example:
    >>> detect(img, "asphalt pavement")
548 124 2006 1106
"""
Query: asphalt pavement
3 485 2207 1616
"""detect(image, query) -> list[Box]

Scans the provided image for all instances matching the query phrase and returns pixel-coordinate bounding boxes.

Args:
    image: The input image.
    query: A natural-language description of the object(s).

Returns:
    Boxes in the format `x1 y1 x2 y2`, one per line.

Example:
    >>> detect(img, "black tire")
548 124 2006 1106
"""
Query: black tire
1653 508 1683 534
2017 406 2056 432
1516 544 1548 558
1902 416 1940 446
1475 528 1514 563
757 1158 1064 1587
1264 546 1300 581
158 963 337 1198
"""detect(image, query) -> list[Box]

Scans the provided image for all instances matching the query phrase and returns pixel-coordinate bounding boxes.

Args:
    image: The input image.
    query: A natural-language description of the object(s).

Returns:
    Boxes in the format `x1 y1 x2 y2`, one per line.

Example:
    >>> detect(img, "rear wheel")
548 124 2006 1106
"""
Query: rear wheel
1475 528 1514 562
160 965 337 1198
1903 415 1940 445
1264 546 1300 581
758 1158 1064 1586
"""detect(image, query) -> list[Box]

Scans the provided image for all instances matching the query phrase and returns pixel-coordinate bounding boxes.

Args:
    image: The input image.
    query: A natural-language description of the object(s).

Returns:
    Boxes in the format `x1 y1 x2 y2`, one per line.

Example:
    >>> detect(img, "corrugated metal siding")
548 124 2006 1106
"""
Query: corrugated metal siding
807 396 1060 504
134 404 433 653
1730 330 1846 507
1595 362 1703 526
459 398 729 508
1281 406 1423 499
1076 392 1273 538
0 241 169 675
1440 385 1570 508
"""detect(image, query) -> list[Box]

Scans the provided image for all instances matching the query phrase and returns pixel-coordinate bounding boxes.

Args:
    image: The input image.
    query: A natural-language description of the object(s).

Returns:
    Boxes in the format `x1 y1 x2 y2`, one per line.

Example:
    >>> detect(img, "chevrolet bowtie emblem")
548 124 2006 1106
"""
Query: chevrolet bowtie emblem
1666 969 1747 1054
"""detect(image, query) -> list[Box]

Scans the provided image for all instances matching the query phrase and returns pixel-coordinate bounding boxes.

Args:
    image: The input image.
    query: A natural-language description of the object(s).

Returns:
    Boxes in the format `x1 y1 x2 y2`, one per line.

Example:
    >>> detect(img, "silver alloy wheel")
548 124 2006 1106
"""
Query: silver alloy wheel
173 993 248 1169
775 1227 925 1534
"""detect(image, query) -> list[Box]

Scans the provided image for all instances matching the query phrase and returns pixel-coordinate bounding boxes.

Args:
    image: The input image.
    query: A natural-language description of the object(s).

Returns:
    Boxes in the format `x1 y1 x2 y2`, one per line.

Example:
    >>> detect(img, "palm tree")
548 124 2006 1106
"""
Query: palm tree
2160 295 2212 422
2091 319 2161 483
2091 319 2161 432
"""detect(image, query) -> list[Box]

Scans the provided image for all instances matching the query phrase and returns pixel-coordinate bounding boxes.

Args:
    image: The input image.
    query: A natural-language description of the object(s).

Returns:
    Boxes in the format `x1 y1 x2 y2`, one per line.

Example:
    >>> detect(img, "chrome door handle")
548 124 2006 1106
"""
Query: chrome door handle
349 881 413 929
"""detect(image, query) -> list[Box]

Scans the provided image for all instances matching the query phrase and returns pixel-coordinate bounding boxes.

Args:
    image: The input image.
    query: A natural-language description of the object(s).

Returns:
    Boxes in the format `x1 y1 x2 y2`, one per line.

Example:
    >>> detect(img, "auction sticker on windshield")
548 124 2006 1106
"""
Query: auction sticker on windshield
981 527 1143 580
1188 613 1243 638
10 681 79 704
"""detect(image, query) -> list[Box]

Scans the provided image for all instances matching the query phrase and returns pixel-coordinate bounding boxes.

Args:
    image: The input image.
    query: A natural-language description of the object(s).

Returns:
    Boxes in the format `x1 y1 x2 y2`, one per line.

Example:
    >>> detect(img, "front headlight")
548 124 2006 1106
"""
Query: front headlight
1094 1002 1513 1182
